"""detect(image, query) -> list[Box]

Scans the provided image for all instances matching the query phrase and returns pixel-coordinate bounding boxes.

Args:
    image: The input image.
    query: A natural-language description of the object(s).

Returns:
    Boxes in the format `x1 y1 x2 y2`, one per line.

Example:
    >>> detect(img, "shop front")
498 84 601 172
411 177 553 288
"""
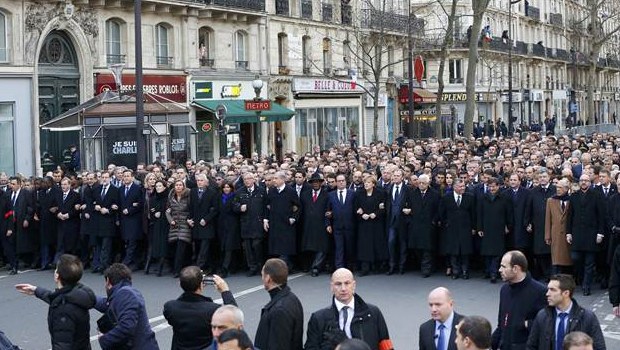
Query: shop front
292 78 364 152
190 79 295 160
41 91 191 170
398 85 438 138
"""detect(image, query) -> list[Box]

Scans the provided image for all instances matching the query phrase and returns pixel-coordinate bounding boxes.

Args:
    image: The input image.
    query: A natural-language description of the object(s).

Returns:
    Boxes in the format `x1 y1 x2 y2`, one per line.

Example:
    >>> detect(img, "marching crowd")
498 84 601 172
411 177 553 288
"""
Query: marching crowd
0 130 618 350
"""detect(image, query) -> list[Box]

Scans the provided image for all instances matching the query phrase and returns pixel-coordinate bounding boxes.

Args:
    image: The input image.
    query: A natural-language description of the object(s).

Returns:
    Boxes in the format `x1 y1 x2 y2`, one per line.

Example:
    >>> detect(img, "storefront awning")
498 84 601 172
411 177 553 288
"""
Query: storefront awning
192 99 295 124
412 88 437 103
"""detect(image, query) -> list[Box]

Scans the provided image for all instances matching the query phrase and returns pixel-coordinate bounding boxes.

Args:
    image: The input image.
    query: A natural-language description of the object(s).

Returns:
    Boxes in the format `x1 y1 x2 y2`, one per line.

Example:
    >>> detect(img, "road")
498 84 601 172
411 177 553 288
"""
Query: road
0 267 618 350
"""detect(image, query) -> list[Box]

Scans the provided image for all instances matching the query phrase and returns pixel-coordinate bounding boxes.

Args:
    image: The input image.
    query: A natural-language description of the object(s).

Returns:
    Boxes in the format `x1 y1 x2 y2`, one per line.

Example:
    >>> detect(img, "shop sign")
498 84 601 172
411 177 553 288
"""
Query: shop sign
201 123 213 132
95 74 187 102
292 78 365 93
245 100 271 111
221 84 242 98
440 92 497 102
106 128 137 168
111 141 137 155
192 81 267 100
194 82 213 99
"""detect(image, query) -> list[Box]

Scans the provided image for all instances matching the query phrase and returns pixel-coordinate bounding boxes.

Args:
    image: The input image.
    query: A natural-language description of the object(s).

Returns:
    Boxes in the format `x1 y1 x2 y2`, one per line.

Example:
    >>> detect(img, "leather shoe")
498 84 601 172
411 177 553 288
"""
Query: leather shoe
246 269 257 277
399 268 405 275
422 273 431 278
386 267 395 276
462 272 469 280
9 269 17 275
311 269 319 277
583 288 591 296
452 274 459 280
490 276 497 284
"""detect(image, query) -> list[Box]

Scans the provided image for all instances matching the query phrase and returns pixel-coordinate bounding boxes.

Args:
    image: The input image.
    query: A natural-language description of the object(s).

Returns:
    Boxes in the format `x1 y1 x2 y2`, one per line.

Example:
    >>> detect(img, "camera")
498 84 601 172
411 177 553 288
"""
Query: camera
202 273 215 285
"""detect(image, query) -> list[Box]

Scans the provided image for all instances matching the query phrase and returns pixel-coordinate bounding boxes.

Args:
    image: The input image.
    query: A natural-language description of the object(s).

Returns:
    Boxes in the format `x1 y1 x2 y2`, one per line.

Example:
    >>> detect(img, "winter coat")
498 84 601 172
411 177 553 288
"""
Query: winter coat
254 285 304 350
544 198 572 266
167 189 192 244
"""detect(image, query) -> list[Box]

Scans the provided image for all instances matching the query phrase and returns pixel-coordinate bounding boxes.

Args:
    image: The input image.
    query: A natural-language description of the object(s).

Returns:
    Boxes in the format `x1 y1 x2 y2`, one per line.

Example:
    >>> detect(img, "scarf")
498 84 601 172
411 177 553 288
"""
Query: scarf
222 192 234 205
552 194 570 201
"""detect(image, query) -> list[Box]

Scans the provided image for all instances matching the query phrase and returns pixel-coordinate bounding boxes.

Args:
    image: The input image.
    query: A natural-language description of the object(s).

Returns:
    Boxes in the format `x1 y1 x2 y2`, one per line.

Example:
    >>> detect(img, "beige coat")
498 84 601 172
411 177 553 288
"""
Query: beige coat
544 198 572 266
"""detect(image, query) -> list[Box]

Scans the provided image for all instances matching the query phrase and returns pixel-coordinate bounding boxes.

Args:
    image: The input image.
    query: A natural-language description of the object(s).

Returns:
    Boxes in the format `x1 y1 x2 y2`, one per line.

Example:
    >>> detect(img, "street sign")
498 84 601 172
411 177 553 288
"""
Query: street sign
194 82 213 99
244 100 271 111
201 123 212 132
215 104 227 120
414 55 425 84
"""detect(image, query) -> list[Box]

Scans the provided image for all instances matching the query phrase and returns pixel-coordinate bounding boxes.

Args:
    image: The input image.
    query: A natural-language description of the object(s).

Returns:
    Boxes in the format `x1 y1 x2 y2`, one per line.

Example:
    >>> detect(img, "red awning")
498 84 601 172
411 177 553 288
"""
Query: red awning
398 85 437 104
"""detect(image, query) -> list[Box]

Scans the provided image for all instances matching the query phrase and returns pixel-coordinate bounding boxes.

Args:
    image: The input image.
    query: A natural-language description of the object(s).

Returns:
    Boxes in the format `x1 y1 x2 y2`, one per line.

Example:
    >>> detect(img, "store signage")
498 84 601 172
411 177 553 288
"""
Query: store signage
221 84 242 98
201 123 213 132
194 82 213 99
111 141 137 155
106 128 137 169
171 138 185 152
245 100 272 111
293 78 364 93
96 74 187 102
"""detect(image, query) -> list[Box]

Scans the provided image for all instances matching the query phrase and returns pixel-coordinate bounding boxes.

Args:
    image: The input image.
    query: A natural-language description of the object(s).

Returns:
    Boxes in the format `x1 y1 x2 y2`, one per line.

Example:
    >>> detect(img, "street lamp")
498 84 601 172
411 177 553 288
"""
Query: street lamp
251 76 264 155
508 0 522 136
252 76 264 100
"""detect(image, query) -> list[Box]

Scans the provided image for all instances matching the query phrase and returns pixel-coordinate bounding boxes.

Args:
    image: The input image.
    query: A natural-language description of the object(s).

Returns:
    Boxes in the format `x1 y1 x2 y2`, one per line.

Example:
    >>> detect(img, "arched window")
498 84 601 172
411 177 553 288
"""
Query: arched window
198 26 214 67
156 23 172 66
322 38 332 74
302 35 311 74
105 19 123 64
234 31 248 69
277 33 288 70
0 11 7 62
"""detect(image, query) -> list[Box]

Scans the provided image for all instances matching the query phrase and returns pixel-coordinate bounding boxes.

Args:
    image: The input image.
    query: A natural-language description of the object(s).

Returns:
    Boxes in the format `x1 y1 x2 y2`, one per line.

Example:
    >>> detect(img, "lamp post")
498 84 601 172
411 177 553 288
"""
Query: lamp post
134 0 146 165
252 76 264 156
407 2 415 139
508 0 522 137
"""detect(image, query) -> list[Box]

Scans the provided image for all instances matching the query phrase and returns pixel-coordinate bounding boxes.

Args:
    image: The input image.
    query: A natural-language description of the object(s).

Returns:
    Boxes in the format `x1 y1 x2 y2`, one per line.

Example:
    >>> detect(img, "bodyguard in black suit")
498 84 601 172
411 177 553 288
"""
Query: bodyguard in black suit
439 179 476 279
118 169 144 269
53 178 81 261
327 174 356 269
419 287 464 350
6 176 34 274
385 169 409 275
92 171 119 272
188 174 219 270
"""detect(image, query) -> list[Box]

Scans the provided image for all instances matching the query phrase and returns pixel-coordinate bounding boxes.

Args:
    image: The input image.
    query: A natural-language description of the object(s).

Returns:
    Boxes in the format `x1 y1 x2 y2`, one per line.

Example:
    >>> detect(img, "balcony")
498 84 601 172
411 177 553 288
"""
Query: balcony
275 0 289 16
525 5 540 21
106 54 126 65
301 0 312 19
200 58 215 68
361 8 424 34
341 4 352 25
449 77 463 84
235 60 248 70
203 0 265 11
322 3 332 22
156 56 173 66
533 43 546 57
556 49 570 61
549 13 563 27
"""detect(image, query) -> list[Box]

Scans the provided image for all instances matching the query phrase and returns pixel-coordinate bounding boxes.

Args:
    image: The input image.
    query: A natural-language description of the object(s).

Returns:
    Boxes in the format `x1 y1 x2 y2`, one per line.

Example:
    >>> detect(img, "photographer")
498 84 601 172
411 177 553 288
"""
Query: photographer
15 254 96 350
164 266 237 350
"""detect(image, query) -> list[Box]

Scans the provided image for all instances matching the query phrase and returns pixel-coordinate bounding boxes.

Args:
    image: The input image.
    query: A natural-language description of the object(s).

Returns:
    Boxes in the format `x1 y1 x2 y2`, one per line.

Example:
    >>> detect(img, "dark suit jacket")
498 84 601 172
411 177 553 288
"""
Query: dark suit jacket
118 183 144 240
385 183 408 229
93 184 120 238
327 189 356 231
188 187 219 240
419 312 464 350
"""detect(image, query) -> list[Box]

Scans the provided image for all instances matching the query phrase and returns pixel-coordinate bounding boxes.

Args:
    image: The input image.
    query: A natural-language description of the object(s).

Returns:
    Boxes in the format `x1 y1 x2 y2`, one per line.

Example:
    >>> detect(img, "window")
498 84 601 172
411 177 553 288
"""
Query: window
302 35 311 74
155 23 172 66
278 33 288 70
295 107 359 152
0 11 7 62
0 103 14 174
234 31 248 69
198 26 214 67
449 59 463 83
343 40 351 69
323 38 332 74
387 46 394 76
106 19 123 64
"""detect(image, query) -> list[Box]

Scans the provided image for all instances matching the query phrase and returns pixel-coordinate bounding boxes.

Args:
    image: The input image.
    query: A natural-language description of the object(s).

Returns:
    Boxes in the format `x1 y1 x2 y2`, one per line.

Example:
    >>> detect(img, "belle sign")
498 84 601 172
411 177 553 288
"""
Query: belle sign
244 100 271 111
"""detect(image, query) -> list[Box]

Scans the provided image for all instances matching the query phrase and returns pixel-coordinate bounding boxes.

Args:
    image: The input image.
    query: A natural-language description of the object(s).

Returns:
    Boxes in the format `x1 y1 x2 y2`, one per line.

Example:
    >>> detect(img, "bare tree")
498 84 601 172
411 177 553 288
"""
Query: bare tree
463 0 491 137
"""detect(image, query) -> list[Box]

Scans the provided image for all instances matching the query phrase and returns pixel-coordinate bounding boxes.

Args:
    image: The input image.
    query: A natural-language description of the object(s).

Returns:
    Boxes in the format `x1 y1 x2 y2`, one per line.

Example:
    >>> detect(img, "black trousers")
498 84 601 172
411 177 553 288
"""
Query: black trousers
195 238 212 269
96 237 113 269
243 238 264 272
388 227 408 268
172 240 191 273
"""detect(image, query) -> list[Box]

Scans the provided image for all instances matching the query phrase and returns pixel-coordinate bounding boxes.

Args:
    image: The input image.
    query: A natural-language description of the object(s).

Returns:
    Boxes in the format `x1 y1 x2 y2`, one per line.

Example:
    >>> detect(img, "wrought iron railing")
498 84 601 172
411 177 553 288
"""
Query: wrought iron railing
156 56 173 66
106 54 126 64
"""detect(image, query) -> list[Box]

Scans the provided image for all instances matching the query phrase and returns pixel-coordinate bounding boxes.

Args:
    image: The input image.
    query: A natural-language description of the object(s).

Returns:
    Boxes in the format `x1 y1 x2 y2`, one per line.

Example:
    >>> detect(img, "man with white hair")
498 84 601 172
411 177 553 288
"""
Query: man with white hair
233 172 267 276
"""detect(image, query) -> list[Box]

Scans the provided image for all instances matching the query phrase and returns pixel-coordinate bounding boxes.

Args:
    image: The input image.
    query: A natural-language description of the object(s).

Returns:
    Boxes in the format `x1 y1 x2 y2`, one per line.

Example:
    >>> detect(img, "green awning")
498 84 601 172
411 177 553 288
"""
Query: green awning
192 99 295 124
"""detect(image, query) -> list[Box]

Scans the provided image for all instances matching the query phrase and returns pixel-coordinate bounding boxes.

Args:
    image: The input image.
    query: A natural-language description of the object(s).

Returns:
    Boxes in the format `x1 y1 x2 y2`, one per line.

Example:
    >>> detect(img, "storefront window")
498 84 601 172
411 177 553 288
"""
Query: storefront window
170 125 192 165
295 107 358 152
0 103 14 174
196 114 215 162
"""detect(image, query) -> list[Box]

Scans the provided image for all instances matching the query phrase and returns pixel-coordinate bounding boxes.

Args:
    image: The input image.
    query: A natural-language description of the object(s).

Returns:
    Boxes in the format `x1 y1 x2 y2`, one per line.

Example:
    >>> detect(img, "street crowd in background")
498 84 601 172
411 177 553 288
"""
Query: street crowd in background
1 130 620 349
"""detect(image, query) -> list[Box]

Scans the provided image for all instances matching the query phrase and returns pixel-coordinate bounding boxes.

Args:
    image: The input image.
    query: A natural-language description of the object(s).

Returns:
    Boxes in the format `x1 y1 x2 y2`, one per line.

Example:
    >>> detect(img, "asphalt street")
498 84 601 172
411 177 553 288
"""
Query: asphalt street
0 267 618 350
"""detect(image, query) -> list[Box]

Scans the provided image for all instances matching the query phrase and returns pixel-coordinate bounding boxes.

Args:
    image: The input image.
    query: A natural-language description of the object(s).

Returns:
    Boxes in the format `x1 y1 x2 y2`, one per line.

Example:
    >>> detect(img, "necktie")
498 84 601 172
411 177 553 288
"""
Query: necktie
339 190 344 204
312 190 318 203
555 313 568 350
561 201 566 211
604 188 609 196
11 192 16 207
198 189 204 199
437 323 446 350
394 185 400 201
125 186 130 197
63 192 68 202
457 195 461 207
101 185 107 198
341 306 349 333
484 185 488 193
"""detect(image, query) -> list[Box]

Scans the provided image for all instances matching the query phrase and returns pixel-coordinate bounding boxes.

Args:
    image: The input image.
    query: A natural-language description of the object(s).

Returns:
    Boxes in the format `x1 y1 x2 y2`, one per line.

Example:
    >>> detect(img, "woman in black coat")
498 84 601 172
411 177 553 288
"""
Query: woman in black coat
217 181 240 277
353 176 387 275
149 180 170 276
142 173 157 274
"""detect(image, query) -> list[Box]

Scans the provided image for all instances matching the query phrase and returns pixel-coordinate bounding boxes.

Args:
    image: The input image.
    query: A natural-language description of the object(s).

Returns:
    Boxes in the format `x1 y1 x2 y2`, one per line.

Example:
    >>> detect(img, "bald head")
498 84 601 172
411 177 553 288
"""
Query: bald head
332 268 354 281
331 268 356 304
428 287 454 323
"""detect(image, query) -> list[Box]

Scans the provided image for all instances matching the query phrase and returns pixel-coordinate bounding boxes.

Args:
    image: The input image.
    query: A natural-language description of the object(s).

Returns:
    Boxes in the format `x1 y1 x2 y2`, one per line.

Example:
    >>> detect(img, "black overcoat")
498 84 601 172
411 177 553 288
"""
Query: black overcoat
300 188 330 253
266 186 301 255
92 184 119 238
438 192 476 256
528 185 555 255
567 189 604 252
477 192 514 256
354 189 388 262
37 187 59 246
217 195 241 252
233 186 267 239
188 187 219 240
405 188 440 250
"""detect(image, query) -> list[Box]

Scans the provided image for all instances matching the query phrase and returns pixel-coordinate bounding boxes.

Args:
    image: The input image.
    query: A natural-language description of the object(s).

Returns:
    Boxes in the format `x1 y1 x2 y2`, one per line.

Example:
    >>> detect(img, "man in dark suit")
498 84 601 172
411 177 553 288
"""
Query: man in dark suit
233 173 267 276
385 169 409 275
188 173 219 271
594 169 617 289
505 174 531 255
299 173 330 276
92 171 119 273
53 177 80 261
0 186 14 270
526 169 556 280
118 169 144 269
6 176 34 274
327 174 356 270
291 170 311 198
419 287 464 350
163 266 236 350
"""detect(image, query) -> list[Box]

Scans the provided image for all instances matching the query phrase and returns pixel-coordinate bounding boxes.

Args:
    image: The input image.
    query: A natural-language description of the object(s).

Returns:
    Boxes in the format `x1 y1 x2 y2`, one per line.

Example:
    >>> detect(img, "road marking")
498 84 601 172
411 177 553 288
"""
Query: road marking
0 269 35 279
89 272 307 343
